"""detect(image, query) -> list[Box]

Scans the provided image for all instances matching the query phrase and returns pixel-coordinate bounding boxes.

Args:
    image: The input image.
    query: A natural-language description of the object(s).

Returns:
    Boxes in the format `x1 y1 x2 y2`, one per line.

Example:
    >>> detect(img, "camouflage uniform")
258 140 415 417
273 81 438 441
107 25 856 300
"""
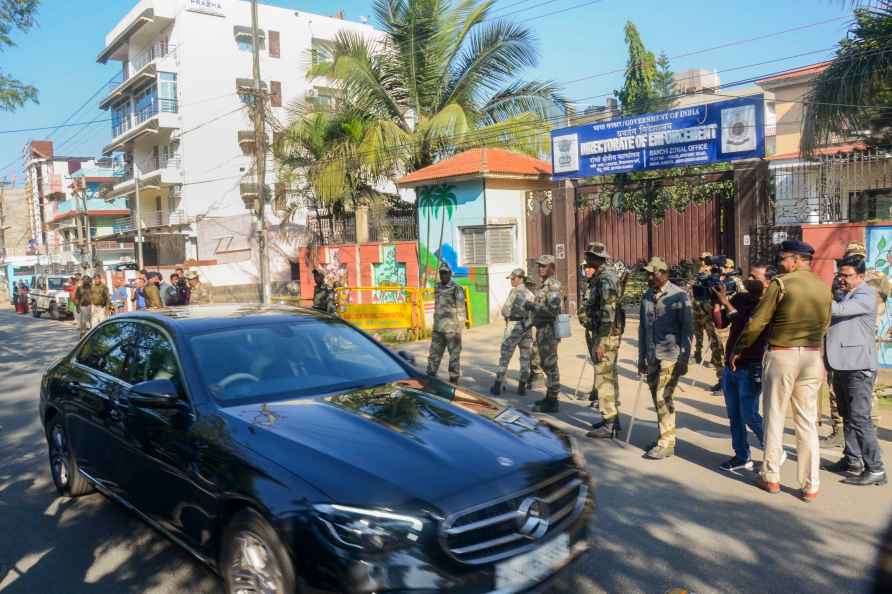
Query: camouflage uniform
528 269 563 406
494 280 534 386
692 271 723 380
189 281 212 305
585 264 622 420
312 280 337 314
426 276 466 383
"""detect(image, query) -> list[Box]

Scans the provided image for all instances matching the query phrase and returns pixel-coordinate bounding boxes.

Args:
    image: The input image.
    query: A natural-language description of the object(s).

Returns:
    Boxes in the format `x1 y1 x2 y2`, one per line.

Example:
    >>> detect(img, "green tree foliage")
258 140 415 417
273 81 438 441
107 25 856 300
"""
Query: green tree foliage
0 0 39 111
801 1 892 154
302 0 567 174
603 21 734 224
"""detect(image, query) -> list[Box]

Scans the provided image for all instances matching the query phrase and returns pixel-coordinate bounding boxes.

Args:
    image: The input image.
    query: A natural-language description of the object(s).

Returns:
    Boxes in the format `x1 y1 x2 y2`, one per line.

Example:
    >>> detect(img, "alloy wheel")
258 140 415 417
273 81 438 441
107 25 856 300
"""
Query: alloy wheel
50 425 69 489
229 533 284 594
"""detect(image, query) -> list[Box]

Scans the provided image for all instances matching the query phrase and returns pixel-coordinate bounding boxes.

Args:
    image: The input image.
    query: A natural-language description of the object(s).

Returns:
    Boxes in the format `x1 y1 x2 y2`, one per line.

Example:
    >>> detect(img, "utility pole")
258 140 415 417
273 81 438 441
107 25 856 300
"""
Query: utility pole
252 0 271 304
134 169 144 270
77 179 95 272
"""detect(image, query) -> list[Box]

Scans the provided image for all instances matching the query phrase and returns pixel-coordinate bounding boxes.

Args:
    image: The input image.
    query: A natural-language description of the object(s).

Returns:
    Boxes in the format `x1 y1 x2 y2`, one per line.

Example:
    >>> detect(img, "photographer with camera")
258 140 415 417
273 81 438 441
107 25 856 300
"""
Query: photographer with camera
692 252 729 392
711 262 776 471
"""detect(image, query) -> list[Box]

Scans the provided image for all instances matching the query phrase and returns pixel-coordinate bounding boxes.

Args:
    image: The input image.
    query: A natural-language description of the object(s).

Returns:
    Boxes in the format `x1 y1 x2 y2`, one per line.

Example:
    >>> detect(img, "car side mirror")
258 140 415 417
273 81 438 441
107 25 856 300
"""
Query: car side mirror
130 379 180 408
397 350 416 366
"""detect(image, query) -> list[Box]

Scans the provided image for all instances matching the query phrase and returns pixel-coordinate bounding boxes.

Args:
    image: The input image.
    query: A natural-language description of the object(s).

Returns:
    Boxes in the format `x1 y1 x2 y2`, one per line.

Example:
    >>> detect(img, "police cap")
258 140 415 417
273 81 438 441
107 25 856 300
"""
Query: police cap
844 241 867 257
779 239 815 256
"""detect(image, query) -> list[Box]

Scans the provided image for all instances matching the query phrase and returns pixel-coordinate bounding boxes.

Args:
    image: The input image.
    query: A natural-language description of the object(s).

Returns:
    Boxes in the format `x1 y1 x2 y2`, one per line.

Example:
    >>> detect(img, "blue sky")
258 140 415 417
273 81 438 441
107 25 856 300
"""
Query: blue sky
0 0 852 184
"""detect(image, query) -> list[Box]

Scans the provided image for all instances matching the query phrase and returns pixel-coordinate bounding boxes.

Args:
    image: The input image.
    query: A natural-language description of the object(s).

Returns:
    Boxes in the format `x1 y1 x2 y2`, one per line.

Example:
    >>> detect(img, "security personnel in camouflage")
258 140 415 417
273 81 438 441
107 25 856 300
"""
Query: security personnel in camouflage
639 257 694 460
426 263 467 383
823 241 885 446
692 252 724 390
526 255 563 413
581 242 624 438
491 268 535 396
312 269 337 314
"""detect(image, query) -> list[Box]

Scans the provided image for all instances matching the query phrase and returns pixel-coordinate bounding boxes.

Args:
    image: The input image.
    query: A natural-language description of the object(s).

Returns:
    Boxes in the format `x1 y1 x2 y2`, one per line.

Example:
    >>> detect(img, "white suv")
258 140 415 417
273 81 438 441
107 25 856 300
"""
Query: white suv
30 275 73 320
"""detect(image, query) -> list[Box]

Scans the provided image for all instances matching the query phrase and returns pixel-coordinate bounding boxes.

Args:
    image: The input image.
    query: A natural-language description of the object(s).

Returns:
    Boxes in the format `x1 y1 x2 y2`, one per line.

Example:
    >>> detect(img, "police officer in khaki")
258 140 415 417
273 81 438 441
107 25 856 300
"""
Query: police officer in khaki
427 262 466 383
735 240 831 501
582 242 623 439
638 257 694 459
186 271 212 305
491 268 535 395
525 255 563 413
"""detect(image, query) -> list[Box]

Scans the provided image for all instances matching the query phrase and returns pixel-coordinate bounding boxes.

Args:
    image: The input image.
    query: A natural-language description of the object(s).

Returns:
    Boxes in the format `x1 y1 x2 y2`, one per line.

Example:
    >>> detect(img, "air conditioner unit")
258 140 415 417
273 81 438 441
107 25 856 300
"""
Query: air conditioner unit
305 89 318 99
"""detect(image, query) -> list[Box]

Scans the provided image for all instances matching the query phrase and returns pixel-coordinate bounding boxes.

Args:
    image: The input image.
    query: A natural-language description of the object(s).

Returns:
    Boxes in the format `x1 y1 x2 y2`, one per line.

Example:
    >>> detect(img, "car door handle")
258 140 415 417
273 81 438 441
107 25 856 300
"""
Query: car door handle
109 408 122 421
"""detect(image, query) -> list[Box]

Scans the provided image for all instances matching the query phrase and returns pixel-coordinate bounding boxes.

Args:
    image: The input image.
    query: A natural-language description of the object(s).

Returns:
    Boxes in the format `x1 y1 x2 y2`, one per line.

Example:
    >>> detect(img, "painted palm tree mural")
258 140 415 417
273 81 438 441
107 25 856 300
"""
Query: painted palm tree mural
418 183 458 285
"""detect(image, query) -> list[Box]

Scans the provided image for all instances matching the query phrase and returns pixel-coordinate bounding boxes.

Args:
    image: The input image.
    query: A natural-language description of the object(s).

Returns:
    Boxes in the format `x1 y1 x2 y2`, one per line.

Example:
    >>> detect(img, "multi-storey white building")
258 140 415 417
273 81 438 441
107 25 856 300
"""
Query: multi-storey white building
96 0 377 287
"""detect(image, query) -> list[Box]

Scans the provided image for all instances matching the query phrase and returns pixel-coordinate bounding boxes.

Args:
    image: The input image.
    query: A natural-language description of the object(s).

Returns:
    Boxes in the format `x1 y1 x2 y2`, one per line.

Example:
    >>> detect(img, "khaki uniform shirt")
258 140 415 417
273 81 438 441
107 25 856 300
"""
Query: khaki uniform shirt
735 267 832 351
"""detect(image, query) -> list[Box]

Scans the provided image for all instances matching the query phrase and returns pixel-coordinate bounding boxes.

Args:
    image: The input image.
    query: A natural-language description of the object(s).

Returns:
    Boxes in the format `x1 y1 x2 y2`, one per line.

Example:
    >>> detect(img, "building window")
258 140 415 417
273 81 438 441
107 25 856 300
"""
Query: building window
269 30 280 58
135 85 157 123
158 72 177 112
461 225 515 266
849 188 892 223
270 81 282 107
111 102 131 137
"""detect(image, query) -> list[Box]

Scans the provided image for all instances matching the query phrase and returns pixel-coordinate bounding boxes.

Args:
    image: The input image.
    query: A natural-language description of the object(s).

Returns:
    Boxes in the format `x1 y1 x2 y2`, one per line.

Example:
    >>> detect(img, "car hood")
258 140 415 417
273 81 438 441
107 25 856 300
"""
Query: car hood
219 380 574 509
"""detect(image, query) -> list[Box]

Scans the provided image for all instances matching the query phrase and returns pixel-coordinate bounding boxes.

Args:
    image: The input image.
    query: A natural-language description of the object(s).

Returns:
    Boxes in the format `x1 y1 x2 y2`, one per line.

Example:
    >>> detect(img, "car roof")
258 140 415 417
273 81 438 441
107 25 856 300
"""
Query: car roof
110 303 333 336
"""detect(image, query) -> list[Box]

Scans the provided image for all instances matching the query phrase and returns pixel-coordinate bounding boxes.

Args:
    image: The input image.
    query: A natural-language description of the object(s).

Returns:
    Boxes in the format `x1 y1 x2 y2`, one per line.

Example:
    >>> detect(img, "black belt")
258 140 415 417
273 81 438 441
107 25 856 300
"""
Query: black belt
507 317 527 321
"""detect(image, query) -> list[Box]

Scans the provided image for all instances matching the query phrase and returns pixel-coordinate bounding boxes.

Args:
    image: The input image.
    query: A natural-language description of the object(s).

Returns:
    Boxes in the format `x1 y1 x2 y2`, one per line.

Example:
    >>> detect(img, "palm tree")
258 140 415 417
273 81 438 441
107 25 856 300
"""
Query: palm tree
800 1 892 155
308 0 567 173
430 183 457 263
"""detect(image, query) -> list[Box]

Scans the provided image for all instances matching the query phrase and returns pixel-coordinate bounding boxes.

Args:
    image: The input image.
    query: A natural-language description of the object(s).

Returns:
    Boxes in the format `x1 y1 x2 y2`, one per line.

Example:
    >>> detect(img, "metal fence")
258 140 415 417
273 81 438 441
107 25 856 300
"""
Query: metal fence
368 212 417 242
308 214 356 245
770 149 892 225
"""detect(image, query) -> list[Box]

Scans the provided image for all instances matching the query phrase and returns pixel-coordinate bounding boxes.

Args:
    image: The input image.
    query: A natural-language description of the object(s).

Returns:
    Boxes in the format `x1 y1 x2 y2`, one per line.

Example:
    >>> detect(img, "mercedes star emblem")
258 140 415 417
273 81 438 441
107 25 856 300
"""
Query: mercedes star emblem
517 497 550 539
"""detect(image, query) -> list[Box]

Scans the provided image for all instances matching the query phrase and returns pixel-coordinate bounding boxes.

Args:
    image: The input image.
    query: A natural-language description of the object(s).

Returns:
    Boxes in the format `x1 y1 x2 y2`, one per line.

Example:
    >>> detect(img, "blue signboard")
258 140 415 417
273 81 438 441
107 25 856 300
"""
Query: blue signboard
551 95 765 179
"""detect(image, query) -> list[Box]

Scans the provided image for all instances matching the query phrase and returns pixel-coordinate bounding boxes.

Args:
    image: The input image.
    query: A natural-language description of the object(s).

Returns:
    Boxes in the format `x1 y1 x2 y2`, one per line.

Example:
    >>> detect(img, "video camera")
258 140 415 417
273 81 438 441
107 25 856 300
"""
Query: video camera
692 255 739 301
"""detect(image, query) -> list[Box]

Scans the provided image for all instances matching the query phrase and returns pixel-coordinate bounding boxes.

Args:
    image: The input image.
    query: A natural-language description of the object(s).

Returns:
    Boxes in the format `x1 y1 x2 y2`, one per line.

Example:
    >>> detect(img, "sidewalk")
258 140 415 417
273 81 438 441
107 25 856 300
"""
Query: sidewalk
404 318 892 594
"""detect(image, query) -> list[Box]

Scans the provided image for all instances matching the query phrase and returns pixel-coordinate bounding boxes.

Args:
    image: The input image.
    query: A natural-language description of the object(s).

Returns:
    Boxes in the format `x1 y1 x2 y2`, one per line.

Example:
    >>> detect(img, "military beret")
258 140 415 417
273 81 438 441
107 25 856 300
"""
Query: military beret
537 255 556 266
779 239 815 256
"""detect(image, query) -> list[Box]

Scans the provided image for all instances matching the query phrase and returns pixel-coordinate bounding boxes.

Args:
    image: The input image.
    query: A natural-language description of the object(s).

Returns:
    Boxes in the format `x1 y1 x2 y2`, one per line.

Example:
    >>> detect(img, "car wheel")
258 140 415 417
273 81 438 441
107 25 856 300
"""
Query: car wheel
221 509 296 594
49 303 59 320
32 303 40 318
47 418 93 497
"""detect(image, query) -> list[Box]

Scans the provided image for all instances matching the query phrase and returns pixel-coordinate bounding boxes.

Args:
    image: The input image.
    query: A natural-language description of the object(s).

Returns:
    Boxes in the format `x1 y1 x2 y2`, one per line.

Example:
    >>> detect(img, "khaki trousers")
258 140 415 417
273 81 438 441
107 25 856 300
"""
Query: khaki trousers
761 348 823 493
78 305 93 336
90 305 108 328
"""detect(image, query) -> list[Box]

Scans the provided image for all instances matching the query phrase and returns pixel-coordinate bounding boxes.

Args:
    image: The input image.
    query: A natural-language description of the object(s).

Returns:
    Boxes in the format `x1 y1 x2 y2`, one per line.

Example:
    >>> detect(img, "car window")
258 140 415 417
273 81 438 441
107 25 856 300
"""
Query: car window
189 319 409 405
77 322 140 381
47 278 65 290
131 324 184 395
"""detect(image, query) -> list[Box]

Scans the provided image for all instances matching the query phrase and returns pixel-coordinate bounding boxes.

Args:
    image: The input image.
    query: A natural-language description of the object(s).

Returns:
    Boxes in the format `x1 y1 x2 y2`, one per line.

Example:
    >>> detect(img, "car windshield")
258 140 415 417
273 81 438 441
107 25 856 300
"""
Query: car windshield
47 278 65 290
189 319 410 405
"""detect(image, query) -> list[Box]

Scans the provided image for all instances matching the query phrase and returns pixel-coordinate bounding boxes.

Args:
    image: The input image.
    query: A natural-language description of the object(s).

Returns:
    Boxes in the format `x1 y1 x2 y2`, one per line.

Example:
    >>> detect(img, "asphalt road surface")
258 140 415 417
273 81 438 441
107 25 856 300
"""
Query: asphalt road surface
1 308 890 593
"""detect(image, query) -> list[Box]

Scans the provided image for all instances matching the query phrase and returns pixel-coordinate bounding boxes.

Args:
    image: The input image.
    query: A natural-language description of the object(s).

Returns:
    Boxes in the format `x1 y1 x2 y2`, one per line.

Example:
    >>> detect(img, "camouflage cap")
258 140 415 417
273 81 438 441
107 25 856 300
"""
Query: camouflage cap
438 262 452 273
700 251 713 260
184 271 198 280
644 257 669 273
844 241 867 257
584 241 610 259
506 268 526 279
537 254 556 267
724 258 736 269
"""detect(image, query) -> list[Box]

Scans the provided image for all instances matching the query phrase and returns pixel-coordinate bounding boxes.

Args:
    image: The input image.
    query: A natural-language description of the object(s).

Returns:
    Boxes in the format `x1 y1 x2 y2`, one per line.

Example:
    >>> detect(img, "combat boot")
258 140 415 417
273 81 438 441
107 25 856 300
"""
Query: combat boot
533 392 559 413
644 443 675 459
449 375 460 384
586 417 621 439
516 381 527 396
588 390 599 409
820 427 844 448
489 381 503 395
694 351 702 364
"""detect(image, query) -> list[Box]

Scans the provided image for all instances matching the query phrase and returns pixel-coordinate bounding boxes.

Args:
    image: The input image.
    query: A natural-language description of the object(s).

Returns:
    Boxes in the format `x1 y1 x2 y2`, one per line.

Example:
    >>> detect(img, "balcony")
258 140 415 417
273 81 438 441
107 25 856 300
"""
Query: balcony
103 98 179 155
100 45 177 111
103 209 189 236
109 154 182 197
94 240 135 251
97 1 177 65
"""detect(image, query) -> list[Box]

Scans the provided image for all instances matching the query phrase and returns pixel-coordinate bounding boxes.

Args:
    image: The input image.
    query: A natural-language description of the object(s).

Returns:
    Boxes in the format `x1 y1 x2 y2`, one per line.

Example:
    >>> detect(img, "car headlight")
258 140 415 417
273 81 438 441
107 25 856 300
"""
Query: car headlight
313 504 424 552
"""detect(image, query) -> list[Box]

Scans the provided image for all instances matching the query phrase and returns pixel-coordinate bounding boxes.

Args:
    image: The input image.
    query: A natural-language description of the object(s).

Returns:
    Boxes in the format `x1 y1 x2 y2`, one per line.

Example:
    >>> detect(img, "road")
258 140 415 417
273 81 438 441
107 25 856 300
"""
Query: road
1 308 890 593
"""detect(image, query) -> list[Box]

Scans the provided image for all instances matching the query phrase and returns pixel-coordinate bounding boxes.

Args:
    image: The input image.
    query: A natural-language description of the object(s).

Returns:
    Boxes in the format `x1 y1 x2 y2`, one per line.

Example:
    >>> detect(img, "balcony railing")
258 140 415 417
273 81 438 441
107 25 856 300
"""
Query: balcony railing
114 155 182 183
136 97 178 125
110 209 188 234
131 42 176 73
94 240 135 251
113 116 132 139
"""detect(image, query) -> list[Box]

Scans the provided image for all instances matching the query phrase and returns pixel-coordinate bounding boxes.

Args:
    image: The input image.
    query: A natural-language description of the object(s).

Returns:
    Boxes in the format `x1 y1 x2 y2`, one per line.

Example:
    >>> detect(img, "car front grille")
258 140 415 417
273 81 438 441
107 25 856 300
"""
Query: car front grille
440 468 589 565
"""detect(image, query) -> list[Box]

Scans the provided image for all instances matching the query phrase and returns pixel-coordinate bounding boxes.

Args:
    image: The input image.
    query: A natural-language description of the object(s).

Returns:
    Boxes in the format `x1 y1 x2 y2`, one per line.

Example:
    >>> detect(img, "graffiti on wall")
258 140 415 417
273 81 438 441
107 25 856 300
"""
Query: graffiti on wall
865 226 892 367
418 183 460 283
372 244 408 303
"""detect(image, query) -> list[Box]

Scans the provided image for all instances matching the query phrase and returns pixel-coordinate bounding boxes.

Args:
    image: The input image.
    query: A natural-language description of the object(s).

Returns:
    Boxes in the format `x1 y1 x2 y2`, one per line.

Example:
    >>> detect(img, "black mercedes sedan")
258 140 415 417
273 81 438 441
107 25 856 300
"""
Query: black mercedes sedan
40 305 594 594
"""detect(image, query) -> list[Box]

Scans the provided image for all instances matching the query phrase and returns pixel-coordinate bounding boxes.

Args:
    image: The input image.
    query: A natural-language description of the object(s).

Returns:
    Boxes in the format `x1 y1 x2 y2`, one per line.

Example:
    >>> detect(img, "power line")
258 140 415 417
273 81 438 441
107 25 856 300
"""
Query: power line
46 72 121 141
516 0 605 24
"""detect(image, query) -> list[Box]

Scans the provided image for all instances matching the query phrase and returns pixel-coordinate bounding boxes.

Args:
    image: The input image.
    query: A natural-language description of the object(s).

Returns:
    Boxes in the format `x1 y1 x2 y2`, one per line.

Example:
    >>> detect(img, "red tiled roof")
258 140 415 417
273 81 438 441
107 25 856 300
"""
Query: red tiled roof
757 61 831 85
767 142 867 161
49 209 129 223
397 148 552 186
